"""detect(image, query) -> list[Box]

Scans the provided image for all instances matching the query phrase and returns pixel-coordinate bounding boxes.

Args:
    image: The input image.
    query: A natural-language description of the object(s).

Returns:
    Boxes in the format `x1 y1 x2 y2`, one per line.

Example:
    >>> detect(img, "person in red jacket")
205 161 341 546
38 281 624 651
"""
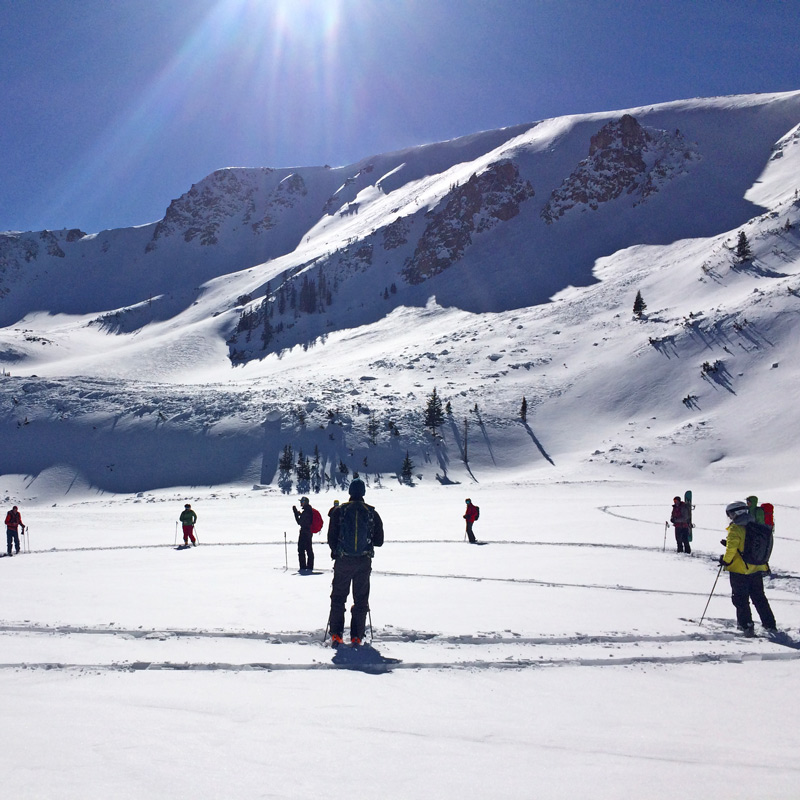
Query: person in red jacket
464 498 479 544
5 505 24 556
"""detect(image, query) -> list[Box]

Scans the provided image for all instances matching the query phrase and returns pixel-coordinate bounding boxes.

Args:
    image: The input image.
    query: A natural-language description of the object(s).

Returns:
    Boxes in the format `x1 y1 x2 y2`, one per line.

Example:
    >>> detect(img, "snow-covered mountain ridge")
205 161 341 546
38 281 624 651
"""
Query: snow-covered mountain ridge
1 91 800 499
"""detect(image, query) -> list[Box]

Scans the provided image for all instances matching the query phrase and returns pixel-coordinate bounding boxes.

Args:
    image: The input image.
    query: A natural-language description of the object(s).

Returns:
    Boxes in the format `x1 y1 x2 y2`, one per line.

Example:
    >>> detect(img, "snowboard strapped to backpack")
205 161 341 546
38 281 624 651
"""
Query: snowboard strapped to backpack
740 521 774 567
335 501 377 557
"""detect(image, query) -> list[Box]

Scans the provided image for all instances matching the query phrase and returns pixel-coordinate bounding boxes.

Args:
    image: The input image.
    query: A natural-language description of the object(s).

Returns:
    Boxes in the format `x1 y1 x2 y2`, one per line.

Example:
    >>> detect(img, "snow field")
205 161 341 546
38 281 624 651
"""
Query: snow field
2 480 800 799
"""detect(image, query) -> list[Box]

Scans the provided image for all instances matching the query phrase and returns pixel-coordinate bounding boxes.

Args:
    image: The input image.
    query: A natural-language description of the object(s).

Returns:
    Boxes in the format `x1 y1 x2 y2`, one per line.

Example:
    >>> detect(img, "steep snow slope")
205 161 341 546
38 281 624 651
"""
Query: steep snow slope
0 92 799 497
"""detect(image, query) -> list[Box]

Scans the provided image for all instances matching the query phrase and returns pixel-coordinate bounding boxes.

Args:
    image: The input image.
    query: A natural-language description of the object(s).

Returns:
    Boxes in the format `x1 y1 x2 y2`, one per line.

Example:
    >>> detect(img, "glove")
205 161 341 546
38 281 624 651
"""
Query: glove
718 556 726 566
720 539 727 546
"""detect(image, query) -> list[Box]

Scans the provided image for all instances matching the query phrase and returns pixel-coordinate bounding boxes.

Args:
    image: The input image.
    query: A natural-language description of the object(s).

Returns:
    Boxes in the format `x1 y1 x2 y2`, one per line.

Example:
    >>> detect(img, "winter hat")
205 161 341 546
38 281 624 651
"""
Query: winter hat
184 504 191 508
300 496 309 505
349 478 366 499
726 501 748 519
673 497 681 503
465 498 472 504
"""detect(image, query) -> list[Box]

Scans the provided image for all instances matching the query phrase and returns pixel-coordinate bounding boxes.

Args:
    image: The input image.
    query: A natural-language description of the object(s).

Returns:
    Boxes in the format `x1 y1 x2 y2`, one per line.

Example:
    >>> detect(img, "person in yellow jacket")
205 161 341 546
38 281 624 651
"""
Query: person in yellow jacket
720 500 776 636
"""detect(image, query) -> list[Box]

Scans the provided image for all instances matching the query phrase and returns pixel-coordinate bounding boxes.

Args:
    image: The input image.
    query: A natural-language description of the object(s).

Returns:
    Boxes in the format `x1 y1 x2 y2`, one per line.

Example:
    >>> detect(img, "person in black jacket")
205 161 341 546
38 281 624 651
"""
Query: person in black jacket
326 478 384 647
292 496 314 573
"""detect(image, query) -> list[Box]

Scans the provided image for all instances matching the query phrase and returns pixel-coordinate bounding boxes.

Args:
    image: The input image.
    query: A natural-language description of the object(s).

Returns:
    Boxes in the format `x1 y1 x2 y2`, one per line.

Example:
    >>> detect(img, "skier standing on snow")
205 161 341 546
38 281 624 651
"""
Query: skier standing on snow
464 498 479 544
719 500 776 636
670 496 691 554
5 505 23 556
327 478 384 647
179 504 197 546
293 496 314 573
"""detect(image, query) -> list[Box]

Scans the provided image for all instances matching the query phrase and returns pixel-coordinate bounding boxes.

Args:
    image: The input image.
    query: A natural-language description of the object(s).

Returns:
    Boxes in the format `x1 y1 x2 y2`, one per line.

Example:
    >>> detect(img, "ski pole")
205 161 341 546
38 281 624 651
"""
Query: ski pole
699 563 724 625
174 521 178 546
368 608 373 643
663 521 668 552
322 618 330 644
284 531 288 571
194 526 199 544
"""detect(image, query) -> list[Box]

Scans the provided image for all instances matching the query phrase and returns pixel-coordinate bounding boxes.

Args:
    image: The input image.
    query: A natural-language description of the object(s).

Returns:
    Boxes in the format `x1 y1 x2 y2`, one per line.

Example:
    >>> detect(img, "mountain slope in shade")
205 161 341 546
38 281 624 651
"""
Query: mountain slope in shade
0 91 799 498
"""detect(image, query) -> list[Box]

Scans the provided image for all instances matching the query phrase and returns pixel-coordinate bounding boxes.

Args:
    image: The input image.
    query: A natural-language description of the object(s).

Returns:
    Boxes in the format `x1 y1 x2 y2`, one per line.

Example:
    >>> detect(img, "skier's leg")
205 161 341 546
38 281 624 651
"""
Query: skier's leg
466 521 476 543
297 532 310 571
350 558 372 640
729 573 753 628
329 561 352 638
749 573 776 629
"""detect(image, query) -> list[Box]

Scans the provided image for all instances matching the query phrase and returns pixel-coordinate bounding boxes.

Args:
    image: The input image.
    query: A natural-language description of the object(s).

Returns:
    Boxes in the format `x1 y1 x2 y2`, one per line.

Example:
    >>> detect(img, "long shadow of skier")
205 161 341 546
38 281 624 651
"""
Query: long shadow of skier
523 422 555 465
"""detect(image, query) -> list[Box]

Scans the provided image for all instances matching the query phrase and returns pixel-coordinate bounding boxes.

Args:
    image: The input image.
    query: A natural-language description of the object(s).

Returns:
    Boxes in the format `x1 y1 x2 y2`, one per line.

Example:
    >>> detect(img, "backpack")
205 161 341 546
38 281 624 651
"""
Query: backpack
336 501 376 557
761 502 774 529
310 508 324 534
741 521 774 567
473 505 480 520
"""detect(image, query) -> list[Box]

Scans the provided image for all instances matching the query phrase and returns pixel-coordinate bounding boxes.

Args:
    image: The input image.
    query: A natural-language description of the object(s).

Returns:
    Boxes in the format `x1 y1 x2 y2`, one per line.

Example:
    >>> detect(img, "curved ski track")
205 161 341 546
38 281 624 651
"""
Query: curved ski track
6 502 799 674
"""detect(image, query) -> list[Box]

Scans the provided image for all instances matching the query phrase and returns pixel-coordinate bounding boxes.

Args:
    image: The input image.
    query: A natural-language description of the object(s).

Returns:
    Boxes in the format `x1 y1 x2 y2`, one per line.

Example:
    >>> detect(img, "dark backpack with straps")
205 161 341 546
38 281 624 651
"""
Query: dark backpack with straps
741 521 774 567
336 501 376 557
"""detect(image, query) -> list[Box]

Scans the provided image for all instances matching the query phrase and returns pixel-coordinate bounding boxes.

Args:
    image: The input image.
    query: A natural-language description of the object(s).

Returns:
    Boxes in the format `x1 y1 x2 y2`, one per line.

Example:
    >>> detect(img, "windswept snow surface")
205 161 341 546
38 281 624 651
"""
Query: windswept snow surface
1 481 800 799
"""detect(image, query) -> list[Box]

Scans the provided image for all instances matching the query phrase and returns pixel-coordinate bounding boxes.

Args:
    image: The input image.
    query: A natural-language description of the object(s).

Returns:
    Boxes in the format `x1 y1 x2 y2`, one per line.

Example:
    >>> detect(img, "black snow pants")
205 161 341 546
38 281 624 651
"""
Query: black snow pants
329 555 372 640
298 530 314 571
729 571 776 629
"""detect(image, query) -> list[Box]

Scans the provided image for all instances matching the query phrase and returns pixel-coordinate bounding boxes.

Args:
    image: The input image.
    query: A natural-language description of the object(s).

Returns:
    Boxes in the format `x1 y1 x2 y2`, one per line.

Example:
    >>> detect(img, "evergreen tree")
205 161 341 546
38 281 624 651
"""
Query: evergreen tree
736 231 752 261
278 444 294 474
296 451 311 491
401 451 414 483
633 290 647 319
424 388 445 433
311 447 322 493
367 412 379 445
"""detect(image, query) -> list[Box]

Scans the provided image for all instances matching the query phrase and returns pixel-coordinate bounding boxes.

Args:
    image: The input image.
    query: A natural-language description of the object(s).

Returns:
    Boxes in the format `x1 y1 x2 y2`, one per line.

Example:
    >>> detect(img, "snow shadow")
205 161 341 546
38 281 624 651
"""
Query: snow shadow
331 643 401 674
522 422 555 465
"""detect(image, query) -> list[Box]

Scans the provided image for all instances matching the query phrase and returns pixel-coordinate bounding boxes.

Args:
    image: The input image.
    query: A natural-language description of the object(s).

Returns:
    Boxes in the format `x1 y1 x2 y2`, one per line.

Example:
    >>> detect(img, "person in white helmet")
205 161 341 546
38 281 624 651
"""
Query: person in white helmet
720 500 776 636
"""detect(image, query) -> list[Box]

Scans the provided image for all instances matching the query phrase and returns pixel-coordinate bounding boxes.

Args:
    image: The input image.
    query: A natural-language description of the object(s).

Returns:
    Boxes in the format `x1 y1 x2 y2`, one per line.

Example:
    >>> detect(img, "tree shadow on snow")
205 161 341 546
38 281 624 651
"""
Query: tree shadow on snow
523 422 555 465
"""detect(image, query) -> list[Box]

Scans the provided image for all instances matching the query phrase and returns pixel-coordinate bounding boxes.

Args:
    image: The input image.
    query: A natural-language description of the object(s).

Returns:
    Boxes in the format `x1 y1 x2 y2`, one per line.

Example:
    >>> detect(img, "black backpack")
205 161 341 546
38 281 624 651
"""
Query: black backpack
740 521 774 567
336 501 376 557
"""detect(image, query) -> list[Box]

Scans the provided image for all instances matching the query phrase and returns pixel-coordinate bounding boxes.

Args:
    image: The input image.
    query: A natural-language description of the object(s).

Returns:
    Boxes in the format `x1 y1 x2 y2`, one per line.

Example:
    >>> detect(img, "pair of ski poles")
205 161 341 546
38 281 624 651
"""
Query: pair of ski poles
174 521 199 546
21 524 30 553
322 608 374 645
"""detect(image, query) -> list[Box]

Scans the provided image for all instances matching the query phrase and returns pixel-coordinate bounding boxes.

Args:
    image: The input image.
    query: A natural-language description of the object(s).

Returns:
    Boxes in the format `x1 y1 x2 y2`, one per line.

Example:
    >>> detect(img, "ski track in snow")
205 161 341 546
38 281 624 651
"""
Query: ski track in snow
4 500 800 674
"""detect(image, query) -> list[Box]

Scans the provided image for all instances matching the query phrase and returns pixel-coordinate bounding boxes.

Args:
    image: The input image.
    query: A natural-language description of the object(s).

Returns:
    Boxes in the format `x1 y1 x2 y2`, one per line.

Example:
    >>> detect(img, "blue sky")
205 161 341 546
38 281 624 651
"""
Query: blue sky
2 0 799 234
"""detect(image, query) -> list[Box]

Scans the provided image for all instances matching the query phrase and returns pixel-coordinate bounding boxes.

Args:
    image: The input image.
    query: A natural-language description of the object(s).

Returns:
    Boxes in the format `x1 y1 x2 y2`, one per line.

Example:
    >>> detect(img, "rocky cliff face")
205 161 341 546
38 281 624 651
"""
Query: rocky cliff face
402 160 534 285
146 167 311 249
541 114 699 222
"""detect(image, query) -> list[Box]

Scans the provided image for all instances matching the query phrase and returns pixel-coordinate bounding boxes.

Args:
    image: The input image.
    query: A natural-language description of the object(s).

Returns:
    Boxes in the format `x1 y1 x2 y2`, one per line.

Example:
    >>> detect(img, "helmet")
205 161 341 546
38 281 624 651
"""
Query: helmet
300 496 309 505
349 478 366 499
725 501 748 518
